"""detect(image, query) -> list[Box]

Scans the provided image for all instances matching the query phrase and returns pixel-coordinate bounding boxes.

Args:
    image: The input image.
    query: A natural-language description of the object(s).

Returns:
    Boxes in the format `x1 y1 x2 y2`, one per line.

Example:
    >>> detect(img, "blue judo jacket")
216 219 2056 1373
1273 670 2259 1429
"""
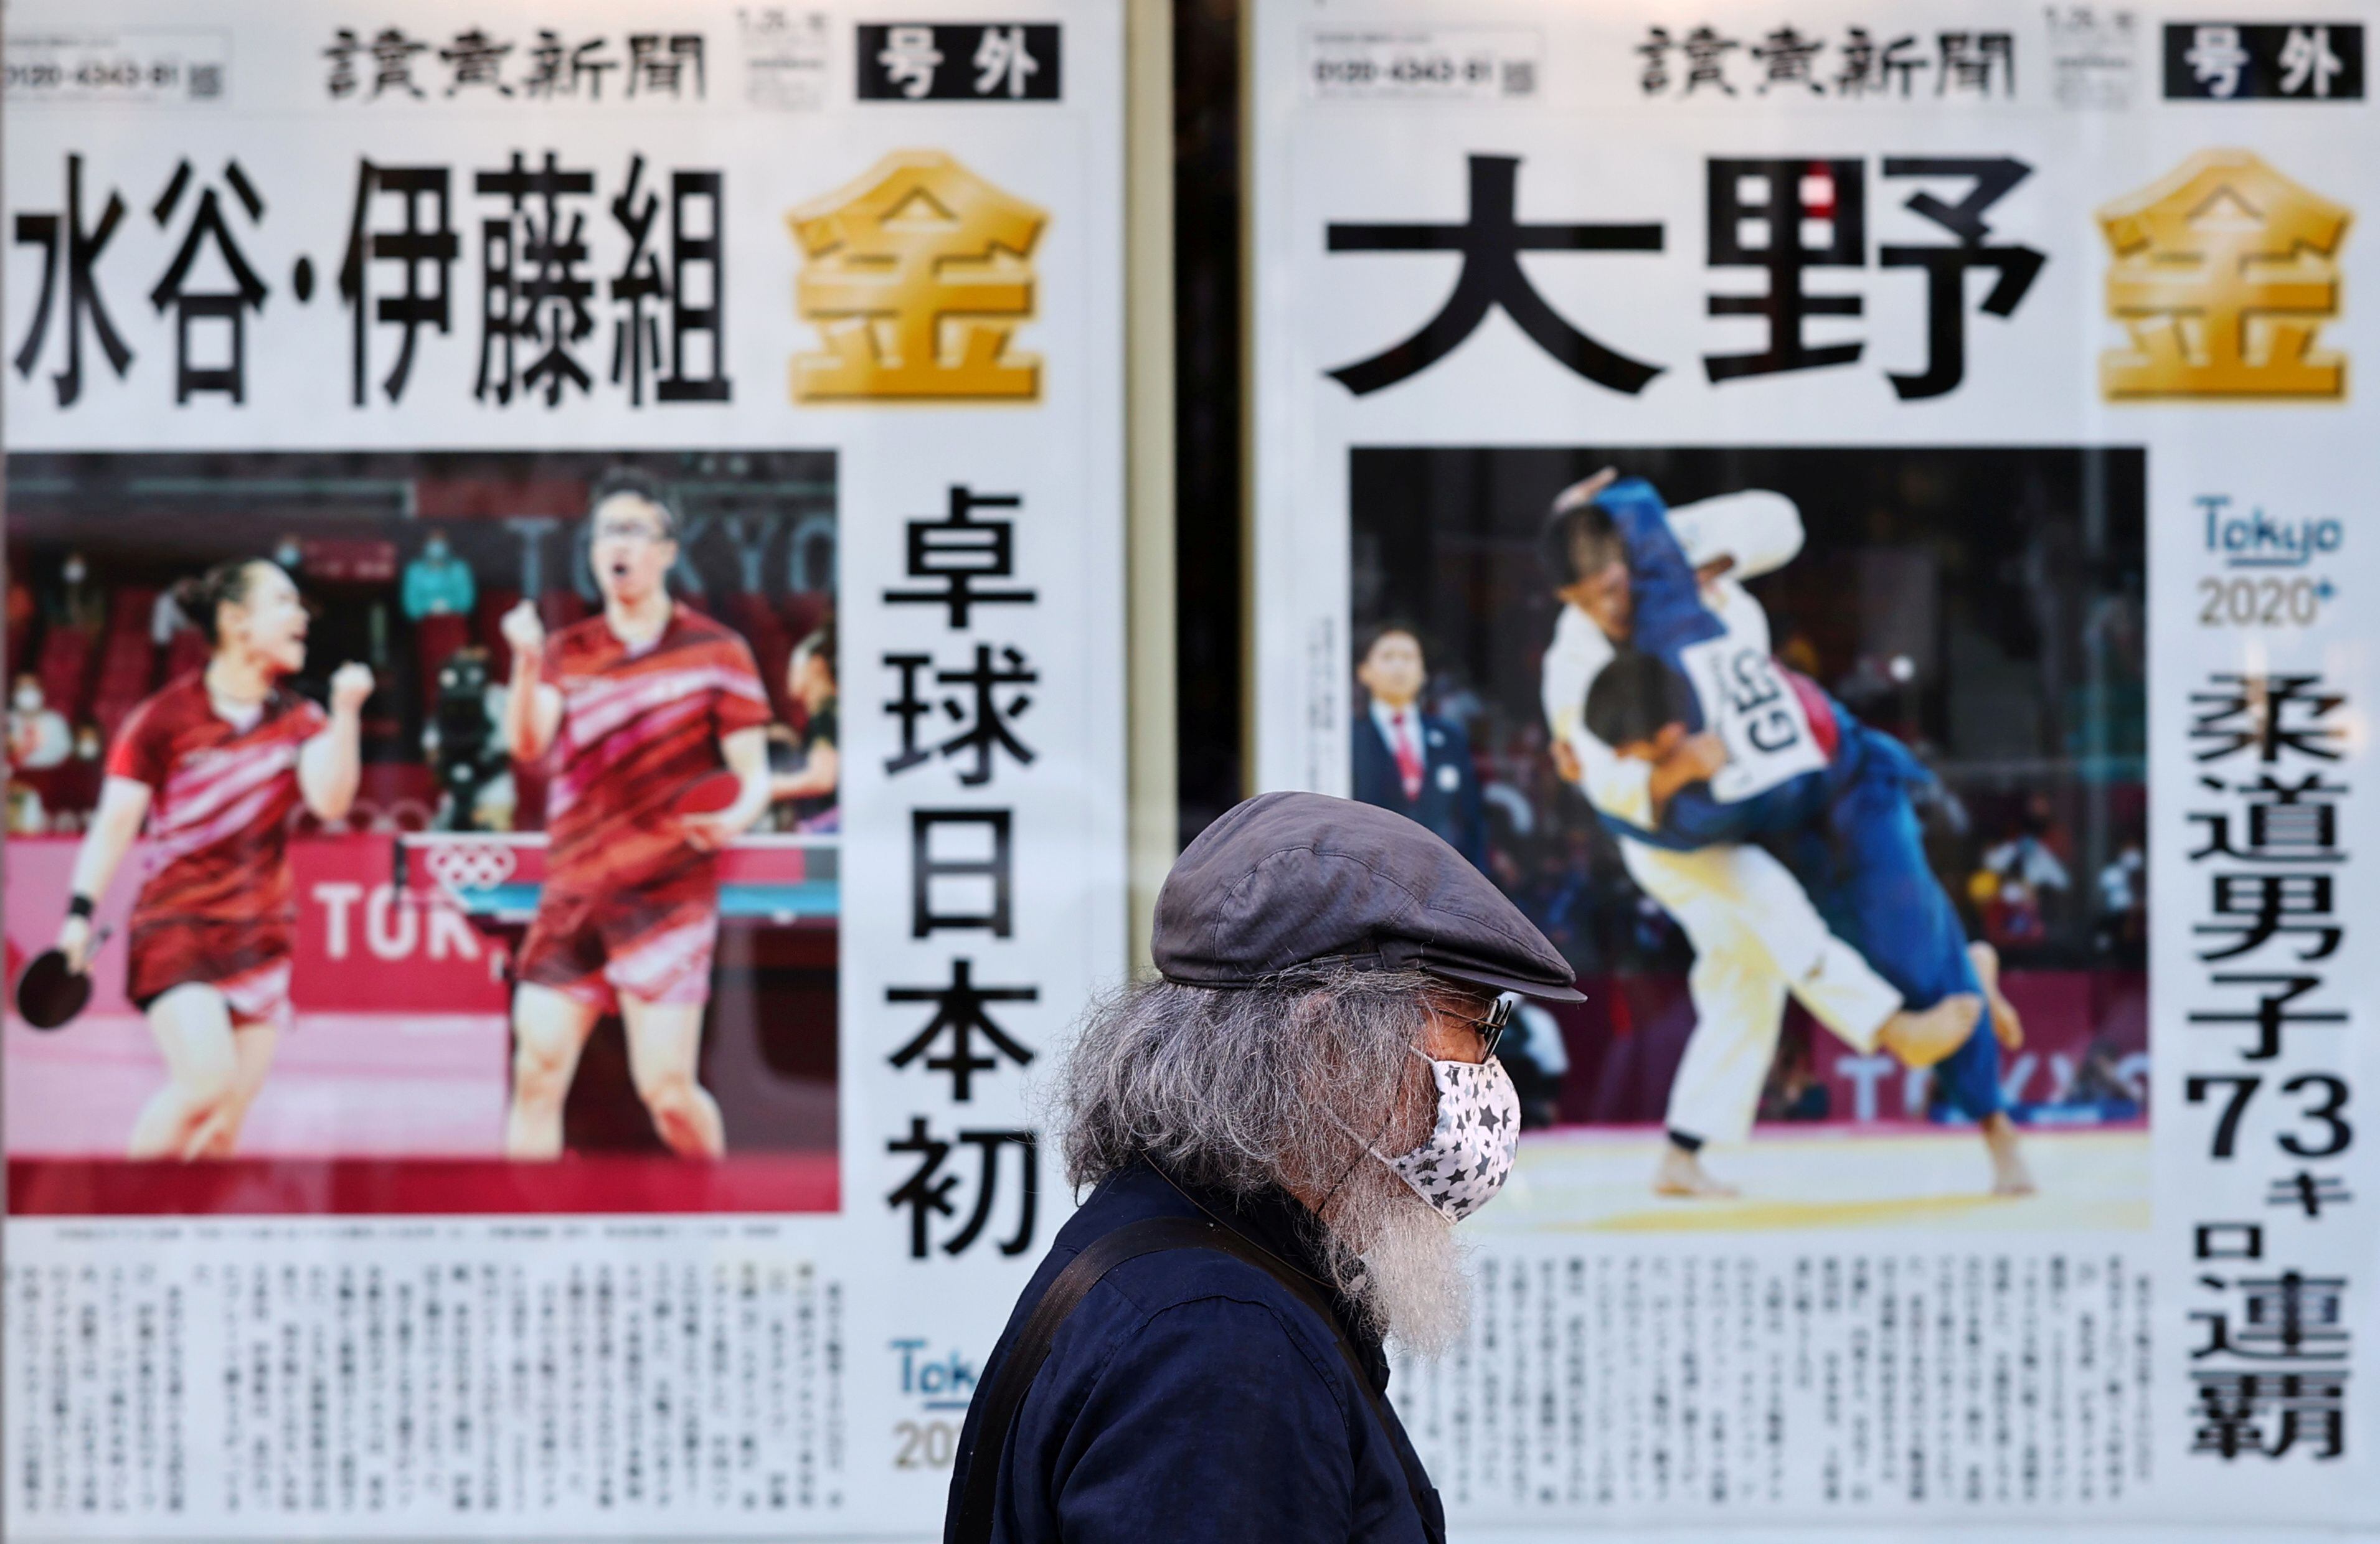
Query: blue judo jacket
944 1160 1445 1544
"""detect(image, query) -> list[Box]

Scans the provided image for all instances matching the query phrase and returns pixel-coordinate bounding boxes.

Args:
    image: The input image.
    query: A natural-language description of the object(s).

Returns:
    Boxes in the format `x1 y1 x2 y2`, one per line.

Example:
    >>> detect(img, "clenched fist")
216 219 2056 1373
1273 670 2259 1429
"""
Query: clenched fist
499 599 545 659
330 662 375 714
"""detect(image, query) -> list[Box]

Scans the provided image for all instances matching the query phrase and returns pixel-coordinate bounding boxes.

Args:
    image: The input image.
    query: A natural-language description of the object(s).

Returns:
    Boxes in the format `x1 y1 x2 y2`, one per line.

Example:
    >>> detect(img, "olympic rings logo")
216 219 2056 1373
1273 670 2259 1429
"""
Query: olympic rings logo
422 842 517 893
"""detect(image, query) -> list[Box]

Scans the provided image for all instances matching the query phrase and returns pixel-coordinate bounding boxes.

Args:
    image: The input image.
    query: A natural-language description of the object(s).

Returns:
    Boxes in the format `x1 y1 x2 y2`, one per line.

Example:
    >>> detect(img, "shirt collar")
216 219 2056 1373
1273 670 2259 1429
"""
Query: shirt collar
1368 697 1417 744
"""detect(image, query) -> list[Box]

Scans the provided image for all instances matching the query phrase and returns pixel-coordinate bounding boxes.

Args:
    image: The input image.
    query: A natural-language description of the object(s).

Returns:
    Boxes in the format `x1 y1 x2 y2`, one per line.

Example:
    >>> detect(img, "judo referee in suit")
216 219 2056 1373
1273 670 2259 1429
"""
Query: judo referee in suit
1351 626 1488 872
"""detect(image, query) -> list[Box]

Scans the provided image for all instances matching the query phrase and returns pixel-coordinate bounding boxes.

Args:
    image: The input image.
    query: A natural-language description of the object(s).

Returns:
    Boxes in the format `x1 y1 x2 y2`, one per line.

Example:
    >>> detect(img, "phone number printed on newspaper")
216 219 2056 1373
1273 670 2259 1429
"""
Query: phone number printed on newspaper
1304 29 1541 101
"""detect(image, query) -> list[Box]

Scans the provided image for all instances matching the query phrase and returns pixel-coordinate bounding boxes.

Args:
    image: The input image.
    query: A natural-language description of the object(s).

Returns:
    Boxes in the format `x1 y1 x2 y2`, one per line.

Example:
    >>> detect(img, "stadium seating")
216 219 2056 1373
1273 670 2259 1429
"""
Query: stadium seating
162 626 209 685
87 588 158 744
33 624 95 730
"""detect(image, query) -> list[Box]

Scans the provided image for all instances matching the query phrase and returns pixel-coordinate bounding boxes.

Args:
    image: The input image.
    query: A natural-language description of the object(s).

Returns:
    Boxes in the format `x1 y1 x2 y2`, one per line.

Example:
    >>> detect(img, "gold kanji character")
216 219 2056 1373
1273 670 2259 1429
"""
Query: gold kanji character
2098 149 2350 399
788 150 1046 401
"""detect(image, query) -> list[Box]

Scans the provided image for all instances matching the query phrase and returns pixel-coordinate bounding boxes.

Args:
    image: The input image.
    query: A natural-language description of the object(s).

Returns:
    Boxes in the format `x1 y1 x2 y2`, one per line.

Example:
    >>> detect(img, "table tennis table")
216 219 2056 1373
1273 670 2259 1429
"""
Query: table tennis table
394 832 839 927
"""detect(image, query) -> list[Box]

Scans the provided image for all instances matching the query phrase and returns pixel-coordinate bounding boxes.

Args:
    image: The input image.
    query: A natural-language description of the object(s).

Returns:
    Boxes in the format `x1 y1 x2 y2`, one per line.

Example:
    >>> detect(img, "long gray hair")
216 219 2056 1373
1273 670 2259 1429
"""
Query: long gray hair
1059 963 1476 1350
1060 961 1440 1198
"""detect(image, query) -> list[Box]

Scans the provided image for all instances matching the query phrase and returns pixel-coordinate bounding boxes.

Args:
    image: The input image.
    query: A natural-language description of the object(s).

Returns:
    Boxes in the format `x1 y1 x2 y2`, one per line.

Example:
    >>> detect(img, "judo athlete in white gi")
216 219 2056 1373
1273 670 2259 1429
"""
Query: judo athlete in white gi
1540 469 2024 1197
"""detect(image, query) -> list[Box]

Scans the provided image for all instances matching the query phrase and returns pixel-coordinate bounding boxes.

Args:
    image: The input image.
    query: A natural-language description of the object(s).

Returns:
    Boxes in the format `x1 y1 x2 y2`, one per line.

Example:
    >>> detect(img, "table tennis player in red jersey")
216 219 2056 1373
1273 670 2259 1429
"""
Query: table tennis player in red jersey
498 469 775 1159
53 558 372 1159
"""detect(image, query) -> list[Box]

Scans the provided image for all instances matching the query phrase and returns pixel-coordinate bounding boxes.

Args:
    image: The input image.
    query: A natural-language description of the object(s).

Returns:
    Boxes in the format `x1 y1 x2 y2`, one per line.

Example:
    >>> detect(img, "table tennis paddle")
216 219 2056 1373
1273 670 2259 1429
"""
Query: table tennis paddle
672 770 744 817
14 928 108 1032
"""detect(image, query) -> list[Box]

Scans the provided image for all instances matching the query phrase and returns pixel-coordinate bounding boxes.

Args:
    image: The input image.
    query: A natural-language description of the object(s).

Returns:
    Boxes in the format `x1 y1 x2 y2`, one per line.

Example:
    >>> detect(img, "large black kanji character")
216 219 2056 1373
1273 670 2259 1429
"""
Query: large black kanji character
338 162 456 407
2192 674 2345 765
1705 158 1865 382
884 644 1037 786
886 959 1037 1101
2192 1271 2350 1361
12 154 133 407
475 151 597 407
882 487 1034 628
886 1118 1037 1258
936 644 1036 785
2191 1370 2348 1460
2195 873 2338 963
148 161 270 404
885 642 1032 785
608 154 667 406
1325 155 1665 396
657 171 730 402
2186 972 2346 1062
1876 158 2044 400
2191 771 2348 863
911 808 1014 937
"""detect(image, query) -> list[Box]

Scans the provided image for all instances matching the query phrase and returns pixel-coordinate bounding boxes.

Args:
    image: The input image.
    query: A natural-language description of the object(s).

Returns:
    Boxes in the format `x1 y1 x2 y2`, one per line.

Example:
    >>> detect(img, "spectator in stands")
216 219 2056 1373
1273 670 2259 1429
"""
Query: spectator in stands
772 619 838 832
6 780 45 835
402 528 478 621
9 676 71 770
2095 839 2146 964
150 578 198 647
272 534 304 572
52 551 104 629
7 573 33 646
1975 795 2071 949
428 646 505 831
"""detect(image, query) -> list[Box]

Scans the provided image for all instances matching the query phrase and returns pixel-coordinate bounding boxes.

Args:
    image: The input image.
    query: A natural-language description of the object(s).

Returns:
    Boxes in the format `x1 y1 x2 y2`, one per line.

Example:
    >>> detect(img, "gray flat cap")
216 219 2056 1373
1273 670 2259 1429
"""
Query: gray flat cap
1153 791 1584 1002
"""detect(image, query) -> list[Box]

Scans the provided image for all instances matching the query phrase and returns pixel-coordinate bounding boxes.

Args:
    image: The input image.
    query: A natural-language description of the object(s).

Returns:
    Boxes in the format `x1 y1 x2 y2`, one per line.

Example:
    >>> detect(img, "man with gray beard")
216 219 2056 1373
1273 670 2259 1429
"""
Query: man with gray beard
945 791 1582 1544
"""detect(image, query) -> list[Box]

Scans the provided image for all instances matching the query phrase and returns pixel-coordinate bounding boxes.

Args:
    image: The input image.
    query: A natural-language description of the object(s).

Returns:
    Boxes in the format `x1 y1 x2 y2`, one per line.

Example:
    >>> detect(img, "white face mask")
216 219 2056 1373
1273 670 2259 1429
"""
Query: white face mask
61 561 85 585
12 688 39 713
1371 1049 1523 1224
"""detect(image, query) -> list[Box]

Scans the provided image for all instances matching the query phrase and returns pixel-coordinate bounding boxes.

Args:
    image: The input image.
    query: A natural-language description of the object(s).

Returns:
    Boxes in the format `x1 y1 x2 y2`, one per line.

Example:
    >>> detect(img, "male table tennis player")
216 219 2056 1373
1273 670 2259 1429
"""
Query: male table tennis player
1575 475 2033 1197
54 557 371 1159
1540 471 1989 1197
499 469 773 1159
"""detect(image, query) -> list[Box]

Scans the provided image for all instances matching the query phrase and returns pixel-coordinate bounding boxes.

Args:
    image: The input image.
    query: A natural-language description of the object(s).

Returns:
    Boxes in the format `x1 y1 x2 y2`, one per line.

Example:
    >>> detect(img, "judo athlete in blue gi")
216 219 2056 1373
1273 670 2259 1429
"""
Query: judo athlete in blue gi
1577 477 2035 1197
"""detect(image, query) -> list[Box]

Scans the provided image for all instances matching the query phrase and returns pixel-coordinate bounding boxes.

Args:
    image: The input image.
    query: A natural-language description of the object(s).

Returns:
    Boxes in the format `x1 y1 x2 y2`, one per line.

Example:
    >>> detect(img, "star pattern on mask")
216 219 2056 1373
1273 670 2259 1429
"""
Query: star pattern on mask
1385 1055 1523 1223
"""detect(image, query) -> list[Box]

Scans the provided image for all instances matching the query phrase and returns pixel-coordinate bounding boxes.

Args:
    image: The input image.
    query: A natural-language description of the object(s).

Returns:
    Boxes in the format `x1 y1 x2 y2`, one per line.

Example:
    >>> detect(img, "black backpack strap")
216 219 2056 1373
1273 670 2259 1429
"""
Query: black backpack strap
953 1217 1224 1543
951 1215 1438 1544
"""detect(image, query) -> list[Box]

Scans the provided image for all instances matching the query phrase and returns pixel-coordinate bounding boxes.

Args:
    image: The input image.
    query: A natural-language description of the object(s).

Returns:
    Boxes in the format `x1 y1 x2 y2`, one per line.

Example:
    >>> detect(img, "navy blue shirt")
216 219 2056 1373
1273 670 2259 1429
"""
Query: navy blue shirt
944 1161 1445 1544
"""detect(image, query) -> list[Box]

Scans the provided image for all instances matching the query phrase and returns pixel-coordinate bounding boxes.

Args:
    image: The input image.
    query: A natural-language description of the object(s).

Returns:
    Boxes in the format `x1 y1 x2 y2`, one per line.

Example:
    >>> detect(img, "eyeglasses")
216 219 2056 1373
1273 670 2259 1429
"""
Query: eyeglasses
1445 991 1521 1059
593 520 671 544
